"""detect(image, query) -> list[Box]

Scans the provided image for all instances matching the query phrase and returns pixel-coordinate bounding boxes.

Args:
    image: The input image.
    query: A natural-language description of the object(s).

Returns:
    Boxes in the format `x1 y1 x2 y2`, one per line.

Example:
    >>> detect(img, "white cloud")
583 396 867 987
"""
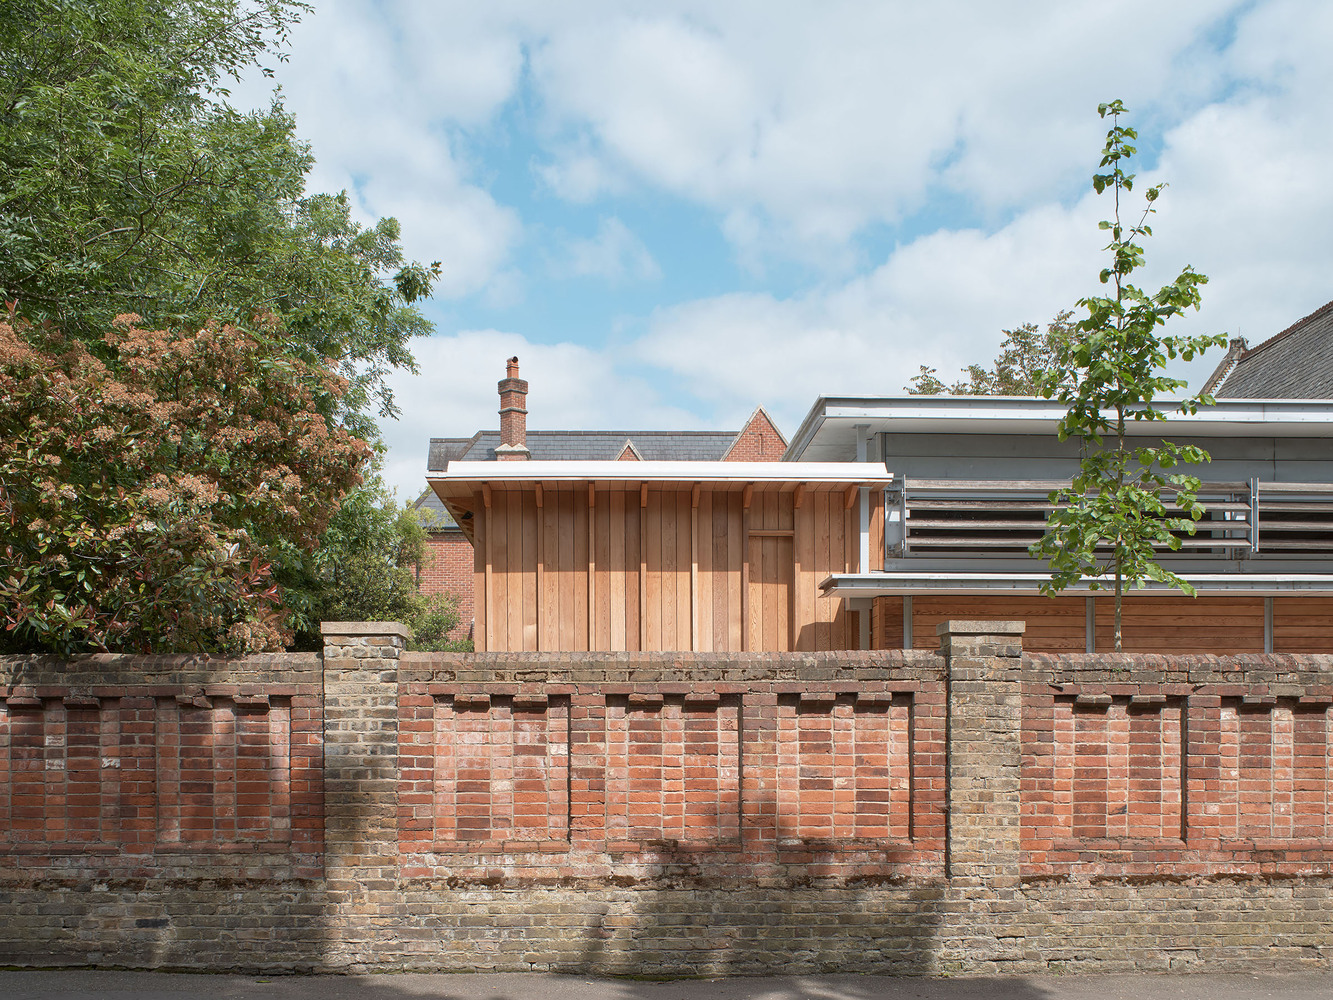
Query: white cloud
632 51 1333 431
218 0 1333 489
531 1 1241 263
231 0 524 298
633 199 1104 432
551 217 661 282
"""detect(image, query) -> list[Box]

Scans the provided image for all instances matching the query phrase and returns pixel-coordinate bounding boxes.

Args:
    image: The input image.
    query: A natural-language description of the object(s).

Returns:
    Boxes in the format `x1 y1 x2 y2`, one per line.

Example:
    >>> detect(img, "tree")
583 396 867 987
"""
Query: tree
906 312 1078 395
0 0 438 430
286 472 467 651
1030 101 1227 651
0 1 448 652
0 312 368 656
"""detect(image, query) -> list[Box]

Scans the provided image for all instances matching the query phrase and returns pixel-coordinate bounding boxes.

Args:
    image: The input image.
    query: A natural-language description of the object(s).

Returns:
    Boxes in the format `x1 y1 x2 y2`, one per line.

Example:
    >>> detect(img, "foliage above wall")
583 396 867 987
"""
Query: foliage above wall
0 1 460 652
0 312 368 655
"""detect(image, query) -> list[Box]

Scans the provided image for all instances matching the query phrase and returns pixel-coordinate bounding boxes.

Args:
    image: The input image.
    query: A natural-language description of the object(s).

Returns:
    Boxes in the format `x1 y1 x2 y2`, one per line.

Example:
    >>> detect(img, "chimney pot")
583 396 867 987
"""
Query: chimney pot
497 357 530 461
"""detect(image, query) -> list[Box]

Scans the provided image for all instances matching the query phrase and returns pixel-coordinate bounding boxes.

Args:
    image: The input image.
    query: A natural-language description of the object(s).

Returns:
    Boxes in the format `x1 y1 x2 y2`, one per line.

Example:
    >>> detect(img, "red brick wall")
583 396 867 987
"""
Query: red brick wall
416 530 474 641
723 409 786 461
0 654 323 880
7 635 1333 975
1022 652 1333 878
397 655 946 881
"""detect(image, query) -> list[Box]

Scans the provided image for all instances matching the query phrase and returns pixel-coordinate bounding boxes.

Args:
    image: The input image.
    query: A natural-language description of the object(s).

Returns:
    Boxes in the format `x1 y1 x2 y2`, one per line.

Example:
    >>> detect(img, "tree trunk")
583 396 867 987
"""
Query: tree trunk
1114 571 1123 652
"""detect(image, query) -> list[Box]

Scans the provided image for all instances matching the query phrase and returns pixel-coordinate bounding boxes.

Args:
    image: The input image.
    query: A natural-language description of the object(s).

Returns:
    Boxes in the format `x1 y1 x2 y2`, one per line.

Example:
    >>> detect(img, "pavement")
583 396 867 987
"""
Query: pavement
3 971 1333 1000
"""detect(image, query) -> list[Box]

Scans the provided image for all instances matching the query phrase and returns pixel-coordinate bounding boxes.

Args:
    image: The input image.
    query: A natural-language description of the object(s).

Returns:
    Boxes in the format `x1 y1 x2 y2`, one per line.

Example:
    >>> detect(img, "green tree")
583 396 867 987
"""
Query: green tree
906 312 1078 395
0 0 449 652
0 0 438 429
0 312 368 655
1030 101 1226 651
287 473 467 651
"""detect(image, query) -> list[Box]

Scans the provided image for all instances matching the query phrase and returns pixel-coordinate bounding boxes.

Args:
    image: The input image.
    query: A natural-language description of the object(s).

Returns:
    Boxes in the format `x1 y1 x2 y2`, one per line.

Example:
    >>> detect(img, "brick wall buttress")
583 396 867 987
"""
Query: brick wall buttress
320 621 407 969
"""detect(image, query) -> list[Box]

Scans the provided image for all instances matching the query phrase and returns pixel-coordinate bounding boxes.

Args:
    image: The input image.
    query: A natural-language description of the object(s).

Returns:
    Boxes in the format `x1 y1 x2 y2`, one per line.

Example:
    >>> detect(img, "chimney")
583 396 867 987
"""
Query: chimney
496 356 531 461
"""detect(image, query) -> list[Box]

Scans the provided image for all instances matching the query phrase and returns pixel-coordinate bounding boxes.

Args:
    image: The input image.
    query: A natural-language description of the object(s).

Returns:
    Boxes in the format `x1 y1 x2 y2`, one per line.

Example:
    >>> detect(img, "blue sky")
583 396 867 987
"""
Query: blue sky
233 1 1333 500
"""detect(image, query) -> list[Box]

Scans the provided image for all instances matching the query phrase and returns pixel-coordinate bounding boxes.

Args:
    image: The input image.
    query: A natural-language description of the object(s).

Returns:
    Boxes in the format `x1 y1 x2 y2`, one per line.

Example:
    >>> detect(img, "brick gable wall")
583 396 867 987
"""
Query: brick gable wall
722 408 786 462
415 532 474 641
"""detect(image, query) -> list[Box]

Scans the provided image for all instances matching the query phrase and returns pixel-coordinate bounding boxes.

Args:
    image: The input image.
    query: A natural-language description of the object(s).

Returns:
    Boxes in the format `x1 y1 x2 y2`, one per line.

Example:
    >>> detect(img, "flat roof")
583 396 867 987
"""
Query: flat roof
430 460 892 492
786 396 1333 462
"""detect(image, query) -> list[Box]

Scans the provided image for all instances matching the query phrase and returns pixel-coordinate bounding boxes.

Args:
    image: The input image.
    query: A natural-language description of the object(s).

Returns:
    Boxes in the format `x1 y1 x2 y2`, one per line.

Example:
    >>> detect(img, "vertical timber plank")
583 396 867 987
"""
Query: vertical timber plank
690 492 700 651
646 491 662 650
677 491 692 650
697 491 713 652
610 490 626 651
475 490 488 652
522 492 538 651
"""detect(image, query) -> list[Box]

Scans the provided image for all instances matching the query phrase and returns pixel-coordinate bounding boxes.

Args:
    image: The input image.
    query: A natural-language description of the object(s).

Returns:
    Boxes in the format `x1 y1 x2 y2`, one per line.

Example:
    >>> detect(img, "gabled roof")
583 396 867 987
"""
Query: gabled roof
1214 299 1333 398
719 406 788 461
428 430 739 469
614 439 645 461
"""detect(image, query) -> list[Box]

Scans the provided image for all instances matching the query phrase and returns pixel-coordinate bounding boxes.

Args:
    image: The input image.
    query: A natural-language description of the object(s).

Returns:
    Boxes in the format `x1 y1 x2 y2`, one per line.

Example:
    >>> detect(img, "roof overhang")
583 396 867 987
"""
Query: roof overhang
429 460 891 493
428 461 893 543
821 571 1333 598
785 396 1333 462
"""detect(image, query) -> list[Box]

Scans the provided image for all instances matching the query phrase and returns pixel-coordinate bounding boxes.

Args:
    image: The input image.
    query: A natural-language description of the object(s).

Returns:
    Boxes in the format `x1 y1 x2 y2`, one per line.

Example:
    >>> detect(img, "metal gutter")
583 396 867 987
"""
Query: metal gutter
785 396 1333 460
820 571 1333 597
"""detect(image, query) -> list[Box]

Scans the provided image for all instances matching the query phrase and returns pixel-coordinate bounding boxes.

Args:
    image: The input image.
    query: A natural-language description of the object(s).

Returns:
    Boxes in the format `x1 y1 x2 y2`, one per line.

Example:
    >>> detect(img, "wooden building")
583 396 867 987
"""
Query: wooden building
423 306 1333 656
412 357 789 643
428 462 890 652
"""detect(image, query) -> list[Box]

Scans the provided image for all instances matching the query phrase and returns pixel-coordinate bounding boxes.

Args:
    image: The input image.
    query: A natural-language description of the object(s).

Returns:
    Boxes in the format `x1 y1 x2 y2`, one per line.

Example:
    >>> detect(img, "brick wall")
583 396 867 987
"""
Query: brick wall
1022 652 1333 878
722 408 786 461
396 651 946 887
416 530 474 641
3 623 1333 975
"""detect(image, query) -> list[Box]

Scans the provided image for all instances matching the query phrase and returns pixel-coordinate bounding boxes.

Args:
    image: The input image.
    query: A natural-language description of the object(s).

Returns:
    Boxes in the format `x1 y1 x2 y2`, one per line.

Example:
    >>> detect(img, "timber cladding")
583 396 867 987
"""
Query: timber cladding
878 594 1330 653
474 483 860 653
2 628 1333 974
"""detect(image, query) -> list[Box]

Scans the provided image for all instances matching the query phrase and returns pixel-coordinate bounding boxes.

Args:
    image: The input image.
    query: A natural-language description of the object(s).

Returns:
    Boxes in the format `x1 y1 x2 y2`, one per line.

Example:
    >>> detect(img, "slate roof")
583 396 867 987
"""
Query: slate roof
427 430 739 470
409 489 460 531
1214 299 1333 398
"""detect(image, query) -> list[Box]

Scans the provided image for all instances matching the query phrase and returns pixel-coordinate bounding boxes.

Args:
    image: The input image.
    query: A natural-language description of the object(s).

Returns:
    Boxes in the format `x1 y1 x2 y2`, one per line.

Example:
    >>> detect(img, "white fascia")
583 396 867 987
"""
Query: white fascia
430 460 893 485
785 396 1333 461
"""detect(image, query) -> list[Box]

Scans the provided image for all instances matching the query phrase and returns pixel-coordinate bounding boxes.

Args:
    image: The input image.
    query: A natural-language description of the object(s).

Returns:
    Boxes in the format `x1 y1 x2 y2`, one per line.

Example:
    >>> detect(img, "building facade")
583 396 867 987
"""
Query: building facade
413 358 788 642
787 394 1333 653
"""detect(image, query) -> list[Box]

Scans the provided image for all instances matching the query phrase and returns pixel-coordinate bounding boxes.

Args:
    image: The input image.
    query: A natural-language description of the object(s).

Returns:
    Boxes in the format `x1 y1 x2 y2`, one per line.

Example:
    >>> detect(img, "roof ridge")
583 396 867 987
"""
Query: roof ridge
489 429 738 438
1238 298 1333 363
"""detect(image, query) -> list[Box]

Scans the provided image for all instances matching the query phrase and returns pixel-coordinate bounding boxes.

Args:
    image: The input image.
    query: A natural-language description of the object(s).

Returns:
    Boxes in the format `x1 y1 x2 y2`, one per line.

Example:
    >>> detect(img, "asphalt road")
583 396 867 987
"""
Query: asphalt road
2 971 1332 1000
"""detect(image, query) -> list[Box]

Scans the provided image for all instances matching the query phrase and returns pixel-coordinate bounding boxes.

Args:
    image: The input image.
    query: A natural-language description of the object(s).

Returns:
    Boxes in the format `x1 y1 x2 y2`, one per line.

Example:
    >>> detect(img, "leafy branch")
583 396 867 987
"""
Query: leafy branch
1031 100 1227 651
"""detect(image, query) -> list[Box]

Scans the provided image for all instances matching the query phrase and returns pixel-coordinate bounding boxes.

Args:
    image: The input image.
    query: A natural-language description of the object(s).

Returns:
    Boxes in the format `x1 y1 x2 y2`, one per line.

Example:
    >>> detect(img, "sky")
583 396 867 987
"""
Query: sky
232 0 1333 501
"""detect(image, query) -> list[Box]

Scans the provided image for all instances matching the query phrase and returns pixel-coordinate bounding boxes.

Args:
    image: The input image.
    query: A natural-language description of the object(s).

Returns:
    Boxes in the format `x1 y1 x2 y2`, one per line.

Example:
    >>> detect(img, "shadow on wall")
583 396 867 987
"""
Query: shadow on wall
569 800 948 978
0 650 331 972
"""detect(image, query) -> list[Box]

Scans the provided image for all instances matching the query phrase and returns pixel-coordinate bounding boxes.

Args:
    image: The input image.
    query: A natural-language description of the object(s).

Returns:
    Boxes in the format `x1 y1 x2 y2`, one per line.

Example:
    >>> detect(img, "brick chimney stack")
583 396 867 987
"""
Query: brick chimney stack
496 356 531 461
